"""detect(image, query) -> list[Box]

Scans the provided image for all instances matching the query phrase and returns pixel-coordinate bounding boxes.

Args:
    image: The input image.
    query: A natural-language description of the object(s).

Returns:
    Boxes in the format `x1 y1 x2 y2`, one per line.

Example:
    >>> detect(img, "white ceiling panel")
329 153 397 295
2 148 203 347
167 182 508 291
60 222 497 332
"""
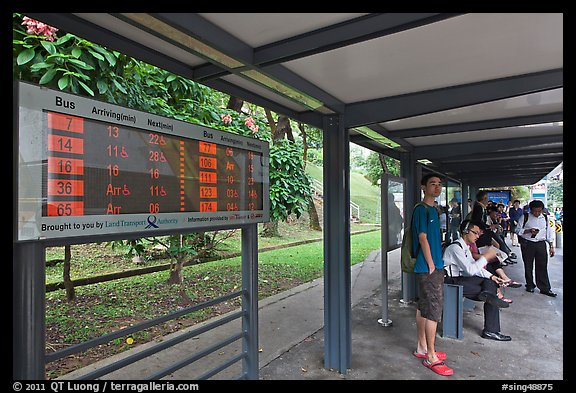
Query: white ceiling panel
382 88 563 130
282 13 563 103
198 13 366 47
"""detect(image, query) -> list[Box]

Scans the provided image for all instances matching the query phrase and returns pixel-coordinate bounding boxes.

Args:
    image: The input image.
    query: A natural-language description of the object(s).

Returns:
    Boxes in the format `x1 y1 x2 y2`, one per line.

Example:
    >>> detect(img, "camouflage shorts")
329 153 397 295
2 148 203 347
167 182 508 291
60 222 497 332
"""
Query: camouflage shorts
416 268 445 322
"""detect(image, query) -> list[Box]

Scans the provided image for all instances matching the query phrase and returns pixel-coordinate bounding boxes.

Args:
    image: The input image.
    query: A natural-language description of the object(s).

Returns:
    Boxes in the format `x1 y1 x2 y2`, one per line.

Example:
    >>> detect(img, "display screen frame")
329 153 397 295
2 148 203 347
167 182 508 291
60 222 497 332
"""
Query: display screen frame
15 81 270 243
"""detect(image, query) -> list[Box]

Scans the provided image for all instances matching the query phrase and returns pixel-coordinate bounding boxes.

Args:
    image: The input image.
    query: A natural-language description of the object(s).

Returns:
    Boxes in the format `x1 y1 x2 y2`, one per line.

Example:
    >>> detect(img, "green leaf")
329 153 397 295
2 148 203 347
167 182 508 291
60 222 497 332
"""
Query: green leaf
40 40 57 55
113 79 127 94
77 80 95 96
67 58 94 70
55 33 74 46
39 68 57 84
71 47 82 58
30 62 52 71
93 46 116 66
166 74 177 82
57 75 69 90
87 49 105 61
17 48 35 65
96 79 108 94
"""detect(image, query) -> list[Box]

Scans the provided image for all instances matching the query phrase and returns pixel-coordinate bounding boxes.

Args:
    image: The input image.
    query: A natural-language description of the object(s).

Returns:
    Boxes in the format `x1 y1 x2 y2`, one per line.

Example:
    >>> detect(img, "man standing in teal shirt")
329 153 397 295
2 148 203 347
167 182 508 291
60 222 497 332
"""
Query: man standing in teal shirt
412 173 453 376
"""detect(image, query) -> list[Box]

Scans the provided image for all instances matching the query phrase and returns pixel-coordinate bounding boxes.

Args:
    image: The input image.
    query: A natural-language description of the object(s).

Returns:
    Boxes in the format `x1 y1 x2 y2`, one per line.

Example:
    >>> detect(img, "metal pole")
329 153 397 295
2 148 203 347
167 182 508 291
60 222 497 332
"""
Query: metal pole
400 153 418 304
379 174 392 327
13 241 46 380
241 224 259 379
323 114 351 373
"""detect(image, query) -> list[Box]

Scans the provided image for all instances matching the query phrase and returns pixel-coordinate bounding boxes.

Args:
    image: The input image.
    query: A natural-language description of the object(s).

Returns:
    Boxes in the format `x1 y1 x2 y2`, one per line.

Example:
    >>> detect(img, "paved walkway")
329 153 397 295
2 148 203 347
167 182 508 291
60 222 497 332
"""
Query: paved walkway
61 237 563 381
260 240 564 381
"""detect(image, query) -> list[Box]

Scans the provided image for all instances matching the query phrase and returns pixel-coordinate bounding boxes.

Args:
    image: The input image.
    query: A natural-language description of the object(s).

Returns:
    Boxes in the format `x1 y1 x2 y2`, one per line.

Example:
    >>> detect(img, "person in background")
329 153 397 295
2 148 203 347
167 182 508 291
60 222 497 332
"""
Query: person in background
516 200 557 297
486 205 516 265
447 198 461 243
435 202 448 242
472 191 516 262
497 203 509 239
508 200 523 247
412 173 454 376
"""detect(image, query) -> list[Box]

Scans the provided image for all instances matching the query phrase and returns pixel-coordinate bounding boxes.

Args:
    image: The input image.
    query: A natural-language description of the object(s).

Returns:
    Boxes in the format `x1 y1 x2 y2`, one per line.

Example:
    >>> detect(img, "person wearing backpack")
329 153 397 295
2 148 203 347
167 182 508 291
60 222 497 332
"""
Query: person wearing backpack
515 200 557 297
412 173 454 376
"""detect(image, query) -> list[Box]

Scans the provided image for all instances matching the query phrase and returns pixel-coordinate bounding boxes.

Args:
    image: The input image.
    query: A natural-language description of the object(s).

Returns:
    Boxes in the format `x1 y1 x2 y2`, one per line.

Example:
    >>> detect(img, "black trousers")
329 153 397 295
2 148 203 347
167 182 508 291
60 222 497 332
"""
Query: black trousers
520 240 551 292
445 275 500 333
476 231 512 255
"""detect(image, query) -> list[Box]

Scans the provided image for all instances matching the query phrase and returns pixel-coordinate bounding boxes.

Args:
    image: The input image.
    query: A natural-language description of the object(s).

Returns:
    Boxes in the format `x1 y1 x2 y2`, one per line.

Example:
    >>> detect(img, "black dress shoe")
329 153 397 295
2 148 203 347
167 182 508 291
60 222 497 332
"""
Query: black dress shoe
482 331 512 341
540 290 557 297
525 287 535 293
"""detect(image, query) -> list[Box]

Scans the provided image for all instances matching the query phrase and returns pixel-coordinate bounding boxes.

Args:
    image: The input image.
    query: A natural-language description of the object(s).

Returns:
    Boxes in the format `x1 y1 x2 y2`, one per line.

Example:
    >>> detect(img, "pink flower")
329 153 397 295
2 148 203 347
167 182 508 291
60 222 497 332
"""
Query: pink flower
21 16 58 41
244 116 259 133
220 114 232 124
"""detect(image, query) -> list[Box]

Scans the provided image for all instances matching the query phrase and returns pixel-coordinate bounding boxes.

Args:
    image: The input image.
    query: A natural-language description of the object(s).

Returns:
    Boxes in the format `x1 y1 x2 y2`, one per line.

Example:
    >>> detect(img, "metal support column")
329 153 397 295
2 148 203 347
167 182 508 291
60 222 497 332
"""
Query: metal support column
378 175 392 327
241 224 259 379
462 185 470 219
400 152 417 303
13 241 46 380
323 114 351 373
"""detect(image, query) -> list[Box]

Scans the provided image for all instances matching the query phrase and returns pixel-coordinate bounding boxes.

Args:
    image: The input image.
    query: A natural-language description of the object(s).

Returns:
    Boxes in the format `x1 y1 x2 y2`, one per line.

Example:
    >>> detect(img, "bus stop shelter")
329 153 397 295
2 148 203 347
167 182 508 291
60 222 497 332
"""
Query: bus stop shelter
17 13 563 377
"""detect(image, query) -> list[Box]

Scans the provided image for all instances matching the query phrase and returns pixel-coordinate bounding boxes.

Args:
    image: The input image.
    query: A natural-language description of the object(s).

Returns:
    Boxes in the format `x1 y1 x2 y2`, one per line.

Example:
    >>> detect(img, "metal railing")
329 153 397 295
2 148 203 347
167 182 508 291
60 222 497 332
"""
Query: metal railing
43 224 258 380
309 178 361 221
45 290 247 380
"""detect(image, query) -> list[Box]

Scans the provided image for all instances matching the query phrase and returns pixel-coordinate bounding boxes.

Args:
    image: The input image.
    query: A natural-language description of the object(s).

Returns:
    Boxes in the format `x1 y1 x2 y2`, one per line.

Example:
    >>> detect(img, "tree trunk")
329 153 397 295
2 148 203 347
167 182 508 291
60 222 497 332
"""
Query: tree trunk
167 253 186 285
307 195 322 231
63 245 75 301
297 122 320 230
298 122 309 169
379 153 389 173
275 115 294 141
226 96 244 112
261 220 280 237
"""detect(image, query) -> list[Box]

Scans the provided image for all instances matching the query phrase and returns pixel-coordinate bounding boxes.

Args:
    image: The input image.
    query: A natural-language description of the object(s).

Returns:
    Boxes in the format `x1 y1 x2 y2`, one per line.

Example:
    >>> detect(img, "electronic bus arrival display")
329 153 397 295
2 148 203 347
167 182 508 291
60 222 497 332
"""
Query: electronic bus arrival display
16 82 270 241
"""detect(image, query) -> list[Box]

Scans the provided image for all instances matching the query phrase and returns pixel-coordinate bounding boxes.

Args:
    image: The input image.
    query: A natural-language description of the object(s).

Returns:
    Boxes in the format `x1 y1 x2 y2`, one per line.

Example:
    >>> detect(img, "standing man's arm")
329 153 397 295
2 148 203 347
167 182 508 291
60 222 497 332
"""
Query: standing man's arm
547 215 555 257
418 232 435 274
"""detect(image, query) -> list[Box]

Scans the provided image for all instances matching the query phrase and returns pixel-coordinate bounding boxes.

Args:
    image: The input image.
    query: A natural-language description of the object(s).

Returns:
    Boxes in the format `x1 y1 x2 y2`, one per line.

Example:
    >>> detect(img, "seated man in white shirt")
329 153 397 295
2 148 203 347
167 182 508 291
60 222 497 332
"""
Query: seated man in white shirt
444 219 512 341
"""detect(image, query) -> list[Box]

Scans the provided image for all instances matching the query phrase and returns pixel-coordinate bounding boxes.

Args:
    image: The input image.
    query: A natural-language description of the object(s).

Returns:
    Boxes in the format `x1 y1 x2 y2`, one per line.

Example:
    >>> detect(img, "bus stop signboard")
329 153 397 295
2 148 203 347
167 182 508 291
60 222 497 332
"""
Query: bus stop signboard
15 81 270 242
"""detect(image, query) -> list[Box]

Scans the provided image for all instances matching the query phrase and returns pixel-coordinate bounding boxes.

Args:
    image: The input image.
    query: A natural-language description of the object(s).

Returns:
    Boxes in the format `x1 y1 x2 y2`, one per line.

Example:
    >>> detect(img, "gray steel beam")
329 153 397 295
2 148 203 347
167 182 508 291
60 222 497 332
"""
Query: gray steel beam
254 13 464 66
415 134 563 160
323 115 351 373
205 78 324 128
344 69 563 128
441 156 562 172
440 147 563 164
391 112 563 138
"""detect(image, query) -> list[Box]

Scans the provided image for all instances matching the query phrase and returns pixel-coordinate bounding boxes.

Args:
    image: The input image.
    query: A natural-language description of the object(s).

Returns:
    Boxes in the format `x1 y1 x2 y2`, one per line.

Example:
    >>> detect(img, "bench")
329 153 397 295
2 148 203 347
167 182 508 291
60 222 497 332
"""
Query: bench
440 283 478 339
